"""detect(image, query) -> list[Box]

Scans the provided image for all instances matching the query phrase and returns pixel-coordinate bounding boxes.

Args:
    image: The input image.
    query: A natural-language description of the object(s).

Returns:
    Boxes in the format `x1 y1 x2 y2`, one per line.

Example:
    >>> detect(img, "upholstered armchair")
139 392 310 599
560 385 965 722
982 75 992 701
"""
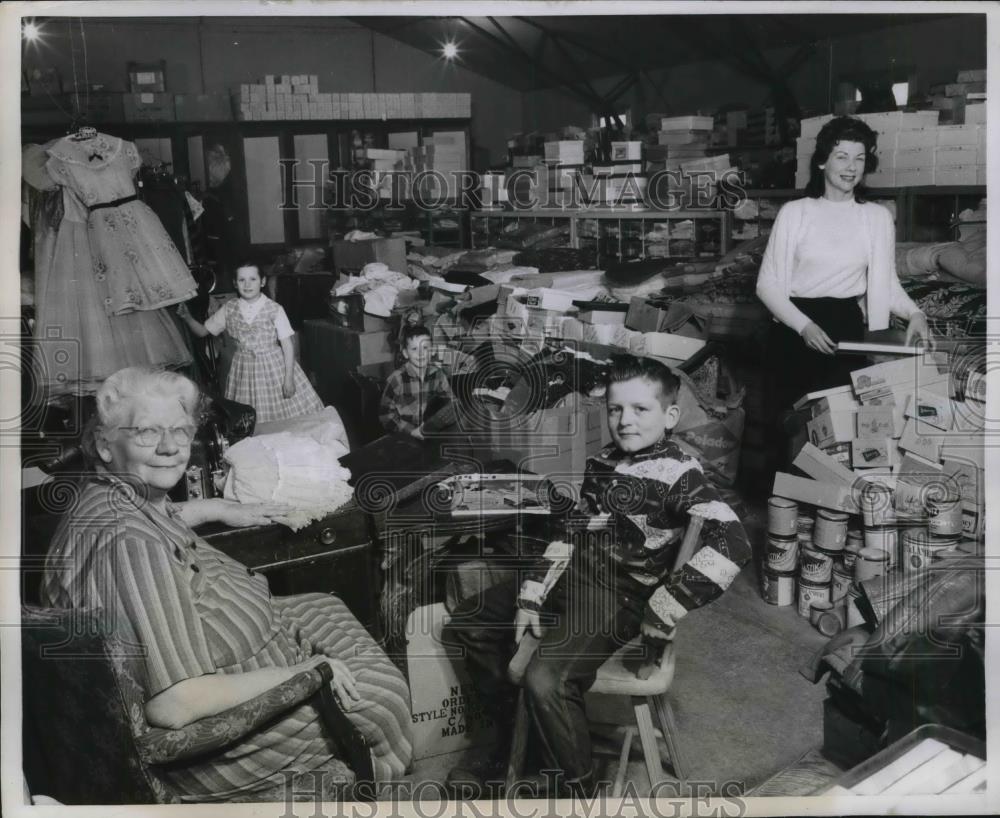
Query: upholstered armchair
21 604 375 805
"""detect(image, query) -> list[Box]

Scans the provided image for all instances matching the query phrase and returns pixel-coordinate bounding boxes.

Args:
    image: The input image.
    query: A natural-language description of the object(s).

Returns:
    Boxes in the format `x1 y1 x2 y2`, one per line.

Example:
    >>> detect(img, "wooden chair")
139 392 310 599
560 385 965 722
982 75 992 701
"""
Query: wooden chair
504 516 703 795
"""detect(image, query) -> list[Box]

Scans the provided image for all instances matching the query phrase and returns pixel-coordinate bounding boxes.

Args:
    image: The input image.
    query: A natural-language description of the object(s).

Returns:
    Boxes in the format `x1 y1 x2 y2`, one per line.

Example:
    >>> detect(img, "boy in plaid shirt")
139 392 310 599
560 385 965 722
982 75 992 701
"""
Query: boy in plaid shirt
443 355 751 796
379 324 454 438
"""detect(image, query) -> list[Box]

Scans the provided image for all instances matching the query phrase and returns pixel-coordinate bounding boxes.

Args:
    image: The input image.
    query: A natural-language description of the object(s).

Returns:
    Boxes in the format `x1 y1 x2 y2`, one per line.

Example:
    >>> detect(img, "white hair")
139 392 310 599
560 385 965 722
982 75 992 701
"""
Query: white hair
84 368 202 463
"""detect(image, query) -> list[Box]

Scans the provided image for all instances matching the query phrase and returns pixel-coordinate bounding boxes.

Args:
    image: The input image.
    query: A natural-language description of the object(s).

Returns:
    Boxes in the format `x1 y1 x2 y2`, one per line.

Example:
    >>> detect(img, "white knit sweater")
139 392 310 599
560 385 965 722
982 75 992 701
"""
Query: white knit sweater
756 197 921 334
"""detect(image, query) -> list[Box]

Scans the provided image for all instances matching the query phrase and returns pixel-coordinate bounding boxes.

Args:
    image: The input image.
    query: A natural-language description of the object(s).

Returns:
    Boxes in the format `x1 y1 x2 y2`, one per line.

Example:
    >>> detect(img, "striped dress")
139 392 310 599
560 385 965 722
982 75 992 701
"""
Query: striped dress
215 297 323 423
40 472 412 802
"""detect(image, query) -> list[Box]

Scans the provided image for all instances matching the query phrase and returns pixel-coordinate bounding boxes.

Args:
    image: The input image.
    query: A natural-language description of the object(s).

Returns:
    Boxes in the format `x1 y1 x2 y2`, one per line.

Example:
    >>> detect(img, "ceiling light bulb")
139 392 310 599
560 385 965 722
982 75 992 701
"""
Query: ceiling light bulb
442 42 458 60
23 21 41 41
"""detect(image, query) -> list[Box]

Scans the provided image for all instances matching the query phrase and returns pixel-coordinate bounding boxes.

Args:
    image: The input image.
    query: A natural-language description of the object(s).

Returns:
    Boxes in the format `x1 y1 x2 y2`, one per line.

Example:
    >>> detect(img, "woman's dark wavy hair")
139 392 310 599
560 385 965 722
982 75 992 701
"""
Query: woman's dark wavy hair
805 116 880 201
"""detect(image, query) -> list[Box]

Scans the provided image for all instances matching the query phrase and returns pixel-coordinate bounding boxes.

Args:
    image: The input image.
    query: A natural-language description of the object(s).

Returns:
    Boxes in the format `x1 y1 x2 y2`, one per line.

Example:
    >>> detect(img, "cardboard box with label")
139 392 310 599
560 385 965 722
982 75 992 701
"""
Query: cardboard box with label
856 405 896 438
904 389 954 432
850 354 948 398
807 409 857 449
123 92 175 122
894 452 944 518
850 438 894 469
405 603 500 761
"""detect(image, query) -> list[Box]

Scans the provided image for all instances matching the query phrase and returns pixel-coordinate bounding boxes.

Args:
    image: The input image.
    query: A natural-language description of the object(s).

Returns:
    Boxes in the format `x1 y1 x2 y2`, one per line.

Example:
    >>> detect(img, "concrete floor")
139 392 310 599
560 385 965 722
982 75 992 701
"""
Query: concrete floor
394 501 833 799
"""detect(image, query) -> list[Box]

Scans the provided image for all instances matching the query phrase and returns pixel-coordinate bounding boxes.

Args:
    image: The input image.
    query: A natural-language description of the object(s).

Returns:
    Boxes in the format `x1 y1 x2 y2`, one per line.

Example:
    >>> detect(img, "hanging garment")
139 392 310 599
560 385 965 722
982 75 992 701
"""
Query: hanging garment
139 165 194 264
24 143 192 397
44 133 197 315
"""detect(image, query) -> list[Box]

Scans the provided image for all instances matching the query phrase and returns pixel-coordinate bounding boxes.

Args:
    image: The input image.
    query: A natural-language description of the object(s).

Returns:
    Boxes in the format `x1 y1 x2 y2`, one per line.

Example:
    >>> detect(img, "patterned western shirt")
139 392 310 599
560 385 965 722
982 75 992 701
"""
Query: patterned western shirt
379 361 454 434
516 434 752 635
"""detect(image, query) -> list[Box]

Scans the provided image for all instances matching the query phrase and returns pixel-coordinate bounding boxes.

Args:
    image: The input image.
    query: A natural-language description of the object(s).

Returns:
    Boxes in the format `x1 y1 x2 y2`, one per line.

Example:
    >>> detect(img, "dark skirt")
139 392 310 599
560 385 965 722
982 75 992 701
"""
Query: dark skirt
763 297 865 474
766 296 866 414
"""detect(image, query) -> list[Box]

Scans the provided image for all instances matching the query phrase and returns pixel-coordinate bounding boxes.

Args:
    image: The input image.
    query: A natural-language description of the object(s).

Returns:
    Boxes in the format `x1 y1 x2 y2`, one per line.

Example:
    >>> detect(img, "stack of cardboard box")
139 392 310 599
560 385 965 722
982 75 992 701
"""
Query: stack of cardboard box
490 286 706 364
235 79 471 121
770 349 984 628
400 133 468 200
775 350 984 540
655 115 715 166
541 141 586 206
928 67 987 125
796 111 944 188
796 69 986 189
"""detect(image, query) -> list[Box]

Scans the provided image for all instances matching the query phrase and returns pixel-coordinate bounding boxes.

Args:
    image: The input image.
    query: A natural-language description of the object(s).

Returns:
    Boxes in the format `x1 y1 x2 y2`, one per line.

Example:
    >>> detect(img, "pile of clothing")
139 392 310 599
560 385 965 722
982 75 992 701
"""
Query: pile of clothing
333 261 419 317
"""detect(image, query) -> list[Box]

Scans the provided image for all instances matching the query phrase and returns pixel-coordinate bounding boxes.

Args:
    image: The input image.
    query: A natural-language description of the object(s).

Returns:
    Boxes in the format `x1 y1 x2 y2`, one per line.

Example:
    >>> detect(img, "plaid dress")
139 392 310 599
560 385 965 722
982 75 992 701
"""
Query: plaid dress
40 472 413 802
220 297 323 422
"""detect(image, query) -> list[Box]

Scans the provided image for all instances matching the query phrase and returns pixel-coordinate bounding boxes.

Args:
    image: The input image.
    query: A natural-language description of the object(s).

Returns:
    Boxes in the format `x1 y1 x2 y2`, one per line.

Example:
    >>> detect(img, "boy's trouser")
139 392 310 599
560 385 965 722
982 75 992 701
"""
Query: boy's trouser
441 560 651 783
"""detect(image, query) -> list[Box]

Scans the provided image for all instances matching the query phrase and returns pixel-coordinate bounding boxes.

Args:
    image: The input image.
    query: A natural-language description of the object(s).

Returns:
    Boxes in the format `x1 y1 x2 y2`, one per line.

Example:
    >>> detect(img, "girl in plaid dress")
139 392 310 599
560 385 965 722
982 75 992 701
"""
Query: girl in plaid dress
180 264 323 422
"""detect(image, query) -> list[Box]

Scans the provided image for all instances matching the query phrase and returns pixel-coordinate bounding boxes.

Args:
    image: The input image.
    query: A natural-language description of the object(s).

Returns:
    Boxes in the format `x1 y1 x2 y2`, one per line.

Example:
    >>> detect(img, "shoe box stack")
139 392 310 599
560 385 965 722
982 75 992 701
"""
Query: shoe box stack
795 68 986 190
653 115 715 164
762 347 985 632
589 141 647 207
541 140 586 207
236 77 471 121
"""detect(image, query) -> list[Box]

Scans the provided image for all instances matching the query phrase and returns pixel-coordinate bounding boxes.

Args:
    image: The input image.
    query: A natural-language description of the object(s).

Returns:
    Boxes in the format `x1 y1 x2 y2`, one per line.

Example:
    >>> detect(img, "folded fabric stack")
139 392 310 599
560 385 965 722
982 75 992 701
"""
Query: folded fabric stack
223 410 355 530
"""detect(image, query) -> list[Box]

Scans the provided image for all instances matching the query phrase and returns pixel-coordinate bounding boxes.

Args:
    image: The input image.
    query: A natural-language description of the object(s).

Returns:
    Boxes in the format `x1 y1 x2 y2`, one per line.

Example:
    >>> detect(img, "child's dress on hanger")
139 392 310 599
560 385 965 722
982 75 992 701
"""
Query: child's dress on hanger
44 132 198 316
214 296 324 422
24 142 192 396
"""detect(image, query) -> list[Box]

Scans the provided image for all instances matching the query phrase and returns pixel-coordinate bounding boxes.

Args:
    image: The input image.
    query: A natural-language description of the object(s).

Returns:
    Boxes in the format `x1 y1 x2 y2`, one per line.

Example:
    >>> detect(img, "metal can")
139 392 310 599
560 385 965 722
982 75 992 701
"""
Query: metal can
796 514 815 536
798 578 831 619
766 534 799 572
927 494 963 537
860 483 895 527
815 609 844 637
768 496 798 537
844 529 863 565
831 564 853 602
809 600 835 627
864 525 898 566
814 509 849 551
761 568 797 607
855 546 890 582
902 528 961 573
799 546 834 584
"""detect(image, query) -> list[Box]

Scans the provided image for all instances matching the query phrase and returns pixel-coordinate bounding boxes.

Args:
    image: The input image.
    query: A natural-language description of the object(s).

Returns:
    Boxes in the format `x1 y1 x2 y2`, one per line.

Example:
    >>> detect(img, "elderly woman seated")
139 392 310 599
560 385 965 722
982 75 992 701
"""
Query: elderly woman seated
40 367 412 802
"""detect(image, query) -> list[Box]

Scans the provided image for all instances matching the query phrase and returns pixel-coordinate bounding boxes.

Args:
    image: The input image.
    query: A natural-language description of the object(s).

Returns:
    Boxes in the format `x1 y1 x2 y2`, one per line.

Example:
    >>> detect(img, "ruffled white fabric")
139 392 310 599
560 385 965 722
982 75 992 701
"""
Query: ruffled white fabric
223 416 354 530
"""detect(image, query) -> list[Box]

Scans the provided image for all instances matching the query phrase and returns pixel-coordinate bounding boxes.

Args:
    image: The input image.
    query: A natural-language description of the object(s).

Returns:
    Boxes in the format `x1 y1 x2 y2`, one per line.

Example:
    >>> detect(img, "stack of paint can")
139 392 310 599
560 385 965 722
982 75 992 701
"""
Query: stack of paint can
761 496 798 607
859 482 898 569
798 507 849 628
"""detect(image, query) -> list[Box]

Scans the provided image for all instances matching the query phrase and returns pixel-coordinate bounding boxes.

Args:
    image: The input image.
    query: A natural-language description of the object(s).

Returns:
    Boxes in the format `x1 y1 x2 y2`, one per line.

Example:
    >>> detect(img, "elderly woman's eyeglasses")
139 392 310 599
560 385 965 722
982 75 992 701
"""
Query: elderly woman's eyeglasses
119 425 197 447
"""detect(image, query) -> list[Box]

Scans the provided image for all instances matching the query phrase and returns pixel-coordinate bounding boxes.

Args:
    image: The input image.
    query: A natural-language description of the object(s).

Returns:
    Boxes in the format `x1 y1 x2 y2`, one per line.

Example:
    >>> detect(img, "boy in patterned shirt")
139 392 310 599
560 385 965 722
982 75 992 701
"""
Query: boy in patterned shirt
379 324 454 438
443 355 751 796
